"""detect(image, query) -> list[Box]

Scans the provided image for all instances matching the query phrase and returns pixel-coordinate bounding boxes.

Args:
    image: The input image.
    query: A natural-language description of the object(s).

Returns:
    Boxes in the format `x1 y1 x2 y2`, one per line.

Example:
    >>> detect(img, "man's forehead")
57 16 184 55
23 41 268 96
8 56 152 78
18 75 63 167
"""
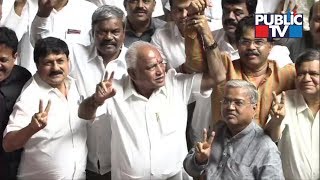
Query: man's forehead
172 0 191 9
41 53 68 59
223 3 247 10
225 87 249 96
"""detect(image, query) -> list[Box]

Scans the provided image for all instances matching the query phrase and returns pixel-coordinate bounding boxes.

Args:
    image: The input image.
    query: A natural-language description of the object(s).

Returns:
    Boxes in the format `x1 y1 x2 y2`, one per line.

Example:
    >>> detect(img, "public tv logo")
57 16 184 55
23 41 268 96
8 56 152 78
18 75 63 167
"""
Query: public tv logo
255 11 303 38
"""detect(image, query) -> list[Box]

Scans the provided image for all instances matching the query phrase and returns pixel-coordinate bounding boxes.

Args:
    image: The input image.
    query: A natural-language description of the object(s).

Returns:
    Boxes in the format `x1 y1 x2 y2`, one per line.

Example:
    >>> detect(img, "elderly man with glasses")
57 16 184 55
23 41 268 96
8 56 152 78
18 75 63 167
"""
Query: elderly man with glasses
184 79 284 179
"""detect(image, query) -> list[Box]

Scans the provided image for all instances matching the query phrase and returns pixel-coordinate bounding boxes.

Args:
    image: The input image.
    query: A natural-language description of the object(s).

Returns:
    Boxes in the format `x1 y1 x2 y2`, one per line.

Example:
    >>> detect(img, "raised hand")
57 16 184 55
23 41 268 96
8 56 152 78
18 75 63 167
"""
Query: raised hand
270 91 286 120
195 128 215 165
13 0 28 16
29 99 51 132
187 0 211 15
187 14 210 33
37 0 56 17
275 0 298 14
93 71 116 106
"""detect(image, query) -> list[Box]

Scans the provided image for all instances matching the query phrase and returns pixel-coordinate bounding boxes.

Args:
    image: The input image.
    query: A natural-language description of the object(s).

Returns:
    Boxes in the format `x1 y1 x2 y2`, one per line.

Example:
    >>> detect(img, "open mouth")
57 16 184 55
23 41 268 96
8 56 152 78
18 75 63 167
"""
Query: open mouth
155 76 164 83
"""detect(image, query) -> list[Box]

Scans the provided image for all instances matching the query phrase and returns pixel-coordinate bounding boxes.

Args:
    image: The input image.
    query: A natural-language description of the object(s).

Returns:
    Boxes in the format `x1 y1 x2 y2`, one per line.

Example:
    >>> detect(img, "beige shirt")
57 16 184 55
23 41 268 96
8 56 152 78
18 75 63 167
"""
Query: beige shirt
278 90 319 180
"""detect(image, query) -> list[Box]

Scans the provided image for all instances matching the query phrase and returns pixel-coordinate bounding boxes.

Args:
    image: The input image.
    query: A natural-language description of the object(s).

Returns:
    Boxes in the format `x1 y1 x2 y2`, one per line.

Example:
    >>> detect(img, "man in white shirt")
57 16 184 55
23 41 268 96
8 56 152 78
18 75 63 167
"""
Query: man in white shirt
2 0 97 74
3 37 88 180
78 33 225 179
69 5 127 180
265 49 319 180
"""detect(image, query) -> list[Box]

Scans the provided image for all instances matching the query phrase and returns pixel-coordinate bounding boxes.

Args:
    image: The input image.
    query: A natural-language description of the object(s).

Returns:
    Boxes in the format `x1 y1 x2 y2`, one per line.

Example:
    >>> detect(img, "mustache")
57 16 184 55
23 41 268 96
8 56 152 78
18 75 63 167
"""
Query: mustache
100 40 116 47
223 19 237 26
49 71 63 76
245 51 260 56
133 8 147 14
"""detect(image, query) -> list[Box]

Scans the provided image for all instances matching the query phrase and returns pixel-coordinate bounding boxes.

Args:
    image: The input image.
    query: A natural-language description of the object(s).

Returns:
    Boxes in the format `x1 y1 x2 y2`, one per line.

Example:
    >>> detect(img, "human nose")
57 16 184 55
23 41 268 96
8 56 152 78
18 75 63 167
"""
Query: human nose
137 0 144 7
226 101 236 109
104 32 113 40
155 63 164 74
179 9 188 19
227 11 236 20
51 61 59 70
302 73 312 81
248 41 257 49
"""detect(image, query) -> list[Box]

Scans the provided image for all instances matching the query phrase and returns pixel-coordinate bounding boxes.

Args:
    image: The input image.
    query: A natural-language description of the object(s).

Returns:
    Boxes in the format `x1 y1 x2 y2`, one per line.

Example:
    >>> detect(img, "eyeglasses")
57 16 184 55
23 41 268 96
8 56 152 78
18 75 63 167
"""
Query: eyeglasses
220 98 253 108
127 0 153 4
238 39 267 47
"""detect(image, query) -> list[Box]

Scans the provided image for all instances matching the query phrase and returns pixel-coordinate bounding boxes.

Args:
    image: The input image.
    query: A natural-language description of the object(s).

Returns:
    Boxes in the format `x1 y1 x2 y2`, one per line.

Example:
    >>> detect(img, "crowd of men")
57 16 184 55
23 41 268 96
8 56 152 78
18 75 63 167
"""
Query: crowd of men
0 0 319 179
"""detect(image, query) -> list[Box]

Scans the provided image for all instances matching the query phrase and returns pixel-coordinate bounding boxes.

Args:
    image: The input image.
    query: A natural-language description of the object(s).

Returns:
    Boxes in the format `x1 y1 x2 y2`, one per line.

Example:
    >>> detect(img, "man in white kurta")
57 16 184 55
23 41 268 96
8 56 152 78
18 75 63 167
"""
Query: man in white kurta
3 37 88 180
69 5 128 179
103 69 210 179
4 74 88 179
78 31 225 178
70 40 127 177
265 49 319 180
278 89 319 179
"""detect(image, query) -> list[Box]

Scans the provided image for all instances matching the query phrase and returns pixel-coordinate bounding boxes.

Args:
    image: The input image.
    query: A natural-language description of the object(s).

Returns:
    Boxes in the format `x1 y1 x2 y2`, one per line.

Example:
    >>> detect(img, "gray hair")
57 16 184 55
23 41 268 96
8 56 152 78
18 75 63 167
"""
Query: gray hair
225 79 258 104
295 49 320 70
125 41 159 69
91 5 125 30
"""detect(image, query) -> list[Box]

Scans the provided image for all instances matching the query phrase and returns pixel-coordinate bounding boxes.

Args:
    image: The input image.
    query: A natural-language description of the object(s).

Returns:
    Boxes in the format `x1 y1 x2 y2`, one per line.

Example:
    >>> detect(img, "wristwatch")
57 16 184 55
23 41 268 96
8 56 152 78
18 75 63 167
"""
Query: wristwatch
205 41 218 51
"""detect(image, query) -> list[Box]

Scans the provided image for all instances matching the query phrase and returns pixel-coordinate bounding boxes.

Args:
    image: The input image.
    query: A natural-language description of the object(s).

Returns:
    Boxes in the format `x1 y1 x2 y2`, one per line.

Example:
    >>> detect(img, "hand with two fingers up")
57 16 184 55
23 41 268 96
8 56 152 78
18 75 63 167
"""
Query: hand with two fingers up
195 128 215 165
270 91 286 121
29 99 51 133
92 71 116 107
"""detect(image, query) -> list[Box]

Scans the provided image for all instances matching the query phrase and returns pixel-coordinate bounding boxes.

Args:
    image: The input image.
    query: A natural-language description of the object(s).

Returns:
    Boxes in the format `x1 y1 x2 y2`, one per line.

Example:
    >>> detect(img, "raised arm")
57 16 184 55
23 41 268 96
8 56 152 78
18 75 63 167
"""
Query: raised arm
30 0 55 46
264 91 286 142
3 100 51 152
78 72 116 120
187 14 226 91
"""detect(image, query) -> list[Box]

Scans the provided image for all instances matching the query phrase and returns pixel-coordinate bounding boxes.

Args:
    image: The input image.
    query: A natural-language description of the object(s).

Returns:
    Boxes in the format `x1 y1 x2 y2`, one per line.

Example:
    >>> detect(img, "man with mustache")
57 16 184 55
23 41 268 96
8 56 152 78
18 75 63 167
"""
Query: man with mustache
0 27 31 180
3 37 88 179
123 0 165 47
69 5 128 180
77 26 225 179
213 0 292 65
210 15 296 127
265 49 319 180
184 79 284 179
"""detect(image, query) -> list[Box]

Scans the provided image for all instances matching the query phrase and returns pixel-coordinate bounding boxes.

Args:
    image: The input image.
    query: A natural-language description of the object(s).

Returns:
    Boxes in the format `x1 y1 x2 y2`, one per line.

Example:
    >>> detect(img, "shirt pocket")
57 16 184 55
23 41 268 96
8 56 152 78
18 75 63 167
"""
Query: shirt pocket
157 109 177 136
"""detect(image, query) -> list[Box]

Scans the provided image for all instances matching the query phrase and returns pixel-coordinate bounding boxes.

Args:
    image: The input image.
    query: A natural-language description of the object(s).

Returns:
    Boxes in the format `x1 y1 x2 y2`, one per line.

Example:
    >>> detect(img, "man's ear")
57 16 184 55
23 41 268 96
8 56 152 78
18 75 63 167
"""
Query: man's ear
13 52 18 60
128 68 136 80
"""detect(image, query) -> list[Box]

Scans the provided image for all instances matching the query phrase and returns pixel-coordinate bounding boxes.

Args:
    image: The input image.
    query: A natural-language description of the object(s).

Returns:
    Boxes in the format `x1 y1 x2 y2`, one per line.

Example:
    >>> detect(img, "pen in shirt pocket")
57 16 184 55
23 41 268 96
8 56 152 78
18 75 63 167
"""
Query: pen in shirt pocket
155 113 160 122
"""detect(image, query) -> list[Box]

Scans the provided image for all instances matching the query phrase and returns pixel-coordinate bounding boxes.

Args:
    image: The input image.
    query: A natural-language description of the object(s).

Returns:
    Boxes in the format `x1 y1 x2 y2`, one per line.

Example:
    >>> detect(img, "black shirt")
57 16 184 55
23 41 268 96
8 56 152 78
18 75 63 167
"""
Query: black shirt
0 65 31 180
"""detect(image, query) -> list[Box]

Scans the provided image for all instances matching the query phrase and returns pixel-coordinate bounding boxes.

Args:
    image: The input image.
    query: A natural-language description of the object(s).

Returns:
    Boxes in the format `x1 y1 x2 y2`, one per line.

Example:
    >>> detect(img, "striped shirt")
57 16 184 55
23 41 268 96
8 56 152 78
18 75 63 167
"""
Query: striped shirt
211 54 296 127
